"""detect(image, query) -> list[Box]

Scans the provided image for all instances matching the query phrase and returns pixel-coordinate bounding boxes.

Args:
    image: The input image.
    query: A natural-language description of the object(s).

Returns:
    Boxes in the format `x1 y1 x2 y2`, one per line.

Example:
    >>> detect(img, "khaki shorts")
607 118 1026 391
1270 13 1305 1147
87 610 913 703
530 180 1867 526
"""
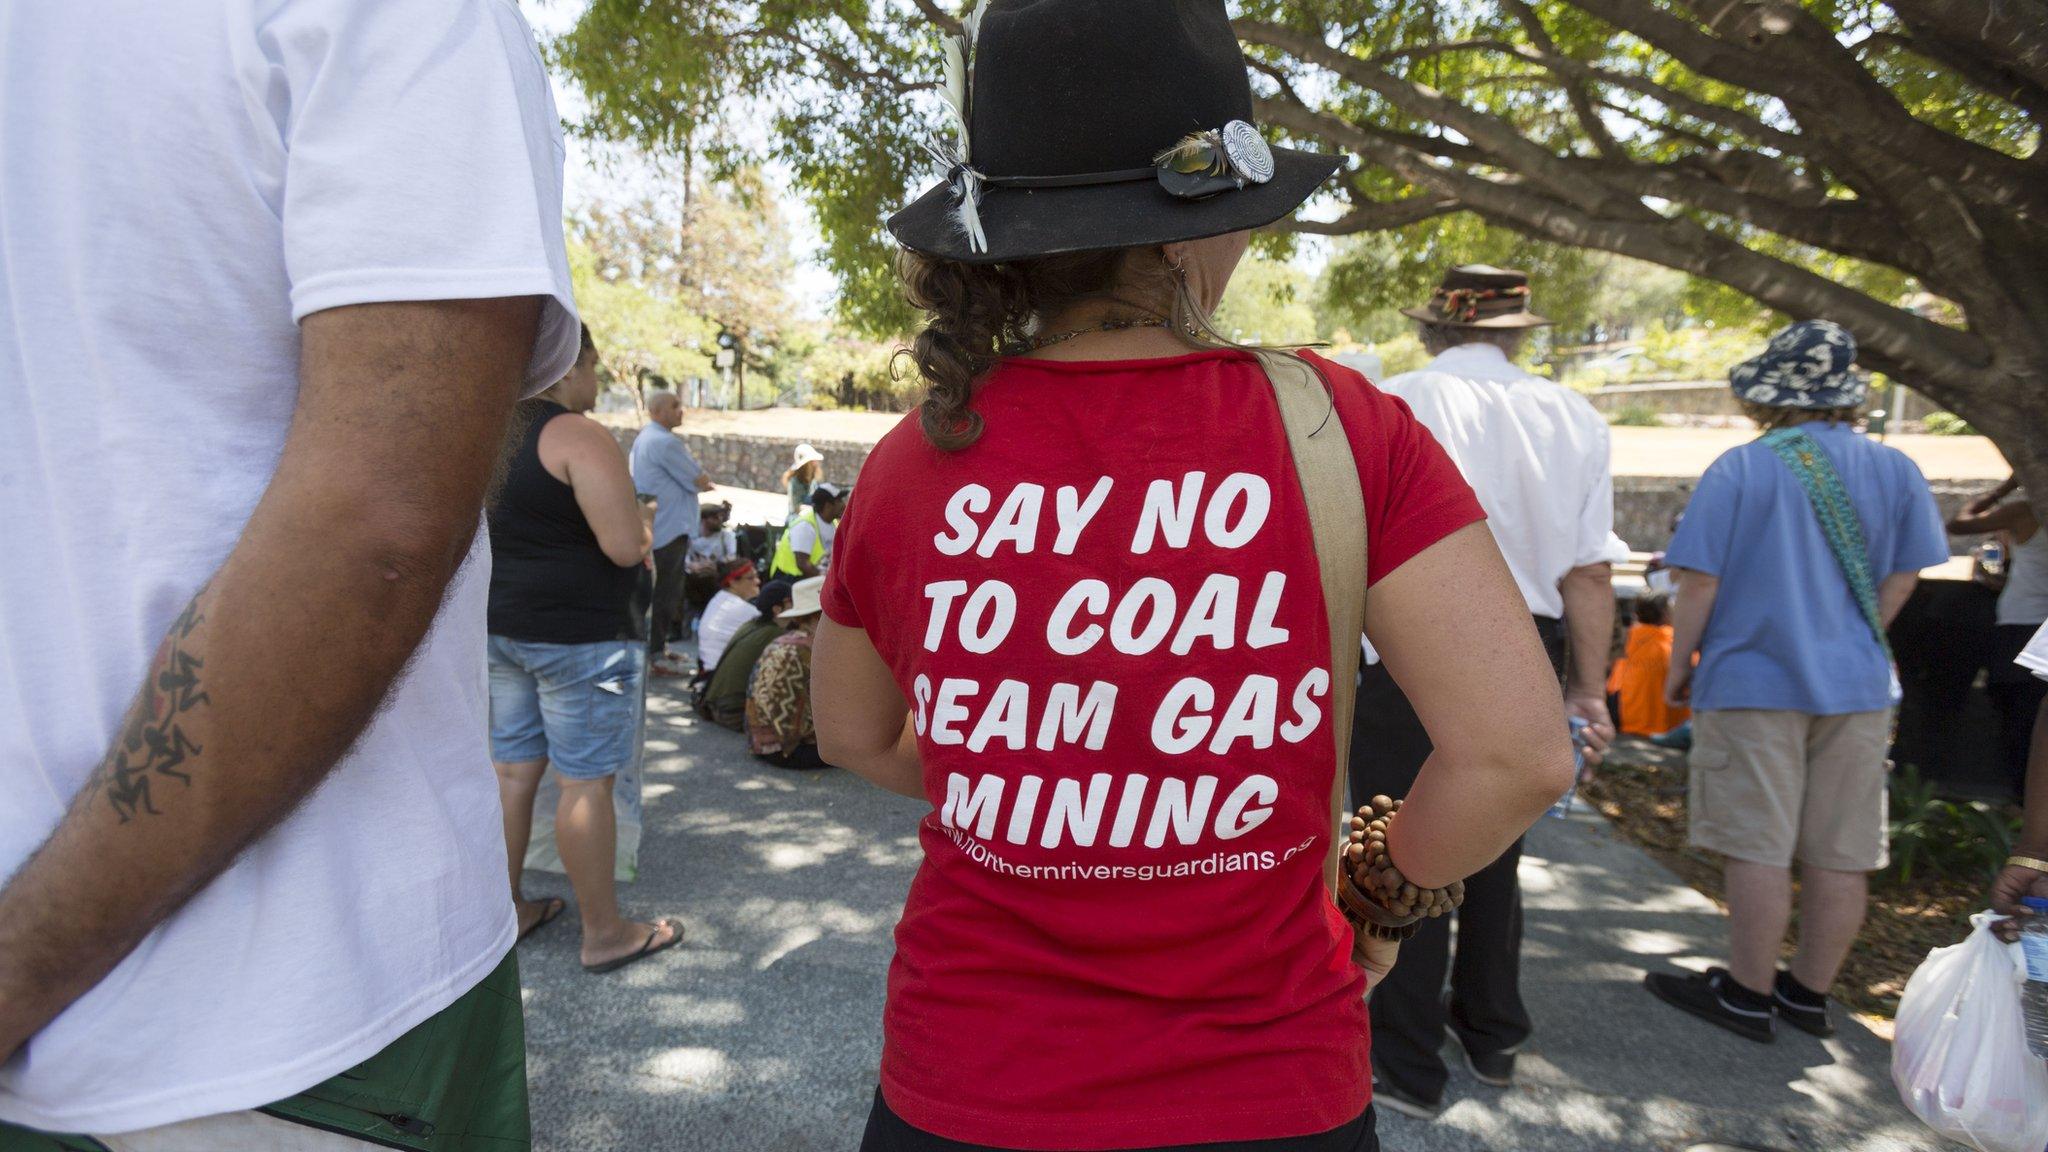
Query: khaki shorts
1688 709 1892 871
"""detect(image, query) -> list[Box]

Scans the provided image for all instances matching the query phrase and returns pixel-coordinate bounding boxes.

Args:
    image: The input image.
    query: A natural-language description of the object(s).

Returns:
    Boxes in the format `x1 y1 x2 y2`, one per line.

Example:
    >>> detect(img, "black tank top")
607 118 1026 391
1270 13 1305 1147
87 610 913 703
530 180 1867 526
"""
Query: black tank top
487 400 648 643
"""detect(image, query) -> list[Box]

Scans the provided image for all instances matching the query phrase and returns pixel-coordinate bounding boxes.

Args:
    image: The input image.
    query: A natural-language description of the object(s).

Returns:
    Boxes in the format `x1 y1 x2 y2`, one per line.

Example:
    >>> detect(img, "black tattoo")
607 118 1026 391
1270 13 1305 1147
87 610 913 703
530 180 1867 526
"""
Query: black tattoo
92 594 209 822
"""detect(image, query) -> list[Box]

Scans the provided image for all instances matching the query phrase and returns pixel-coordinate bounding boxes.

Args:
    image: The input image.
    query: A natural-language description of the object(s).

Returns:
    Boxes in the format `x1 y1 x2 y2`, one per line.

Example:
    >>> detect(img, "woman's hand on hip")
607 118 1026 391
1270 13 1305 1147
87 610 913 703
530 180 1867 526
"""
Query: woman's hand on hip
1355 935 1400 999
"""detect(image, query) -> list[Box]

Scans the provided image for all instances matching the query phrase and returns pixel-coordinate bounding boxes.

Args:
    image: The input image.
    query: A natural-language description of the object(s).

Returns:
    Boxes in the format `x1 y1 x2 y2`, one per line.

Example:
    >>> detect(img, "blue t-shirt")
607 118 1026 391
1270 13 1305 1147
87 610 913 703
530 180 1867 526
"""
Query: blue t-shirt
629 423 703 549
1665 422 1948 715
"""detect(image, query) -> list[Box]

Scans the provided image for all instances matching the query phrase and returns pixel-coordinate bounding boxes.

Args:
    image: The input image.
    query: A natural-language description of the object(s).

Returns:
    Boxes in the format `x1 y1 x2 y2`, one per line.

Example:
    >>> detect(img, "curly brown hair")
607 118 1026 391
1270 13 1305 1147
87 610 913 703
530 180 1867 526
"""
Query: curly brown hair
897 245 1247 451
1738 399 1861 432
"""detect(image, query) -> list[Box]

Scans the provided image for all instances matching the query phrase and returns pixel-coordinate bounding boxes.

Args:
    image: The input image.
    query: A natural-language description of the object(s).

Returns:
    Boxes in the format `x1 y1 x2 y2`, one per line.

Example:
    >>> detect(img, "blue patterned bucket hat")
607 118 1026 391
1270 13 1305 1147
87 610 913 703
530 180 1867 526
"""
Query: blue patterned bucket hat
1729 320 1864 410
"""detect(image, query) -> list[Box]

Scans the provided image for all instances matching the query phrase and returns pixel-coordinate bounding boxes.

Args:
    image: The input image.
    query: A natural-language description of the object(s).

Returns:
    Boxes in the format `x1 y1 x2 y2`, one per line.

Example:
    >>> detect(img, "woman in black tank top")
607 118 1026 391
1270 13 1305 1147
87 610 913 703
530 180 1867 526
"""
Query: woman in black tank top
485 325 683 977
488 398 646 643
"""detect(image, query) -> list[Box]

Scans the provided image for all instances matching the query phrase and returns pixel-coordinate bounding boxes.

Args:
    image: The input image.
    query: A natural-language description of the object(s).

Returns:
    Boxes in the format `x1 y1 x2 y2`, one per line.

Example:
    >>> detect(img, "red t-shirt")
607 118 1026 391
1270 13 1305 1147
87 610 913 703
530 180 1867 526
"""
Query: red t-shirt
823 348 1483 1149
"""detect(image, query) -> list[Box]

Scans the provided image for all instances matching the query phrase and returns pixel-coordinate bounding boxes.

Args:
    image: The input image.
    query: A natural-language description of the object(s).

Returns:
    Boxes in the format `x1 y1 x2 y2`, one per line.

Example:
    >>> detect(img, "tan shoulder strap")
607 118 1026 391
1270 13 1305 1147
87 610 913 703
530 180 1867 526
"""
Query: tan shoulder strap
1252 350 1368 895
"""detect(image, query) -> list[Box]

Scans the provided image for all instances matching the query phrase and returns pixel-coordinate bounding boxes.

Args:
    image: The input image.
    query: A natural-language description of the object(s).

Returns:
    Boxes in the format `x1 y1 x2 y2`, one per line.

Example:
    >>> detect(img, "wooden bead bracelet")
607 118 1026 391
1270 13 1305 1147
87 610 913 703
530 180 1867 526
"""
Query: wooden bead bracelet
1337 794 1466 941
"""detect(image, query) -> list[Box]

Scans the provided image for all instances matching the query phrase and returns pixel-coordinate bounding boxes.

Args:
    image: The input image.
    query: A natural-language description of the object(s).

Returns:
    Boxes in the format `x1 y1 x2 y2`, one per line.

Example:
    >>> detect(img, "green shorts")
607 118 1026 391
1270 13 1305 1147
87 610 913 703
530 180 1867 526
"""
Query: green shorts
5 950 528 1152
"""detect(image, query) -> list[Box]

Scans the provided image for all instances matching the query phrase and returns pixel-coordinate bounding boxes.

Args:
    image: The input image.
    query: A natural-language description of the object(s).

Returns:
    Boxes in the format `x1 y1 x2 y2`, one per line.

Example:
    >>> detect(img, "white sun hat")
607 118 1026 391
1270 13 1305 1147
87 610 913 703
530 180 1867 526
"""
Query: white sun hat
791 443 825 467
779 575 825 621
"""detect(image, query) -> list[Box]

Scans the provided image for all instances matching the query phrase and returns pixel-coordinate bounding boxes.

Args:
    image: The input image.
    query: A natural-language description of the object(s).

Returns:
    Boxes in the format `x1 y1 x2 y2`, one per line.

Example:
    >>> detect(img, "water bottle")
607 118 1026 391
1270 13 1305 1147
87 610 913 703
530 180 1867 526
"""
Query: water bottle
2022 896 2048 1058
1547 717 1590 820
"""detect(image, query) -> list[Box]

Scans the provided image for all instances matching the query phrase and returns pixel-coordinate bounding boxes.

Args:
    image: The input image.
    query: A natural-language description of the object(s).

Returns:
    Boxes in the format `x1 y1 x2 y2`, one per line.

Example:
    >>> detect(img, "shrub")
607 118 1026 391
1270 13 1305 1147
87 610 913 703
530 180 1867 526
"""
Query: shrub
1609 404 1663 427
1884 763 2018 884
1922 412 1977 436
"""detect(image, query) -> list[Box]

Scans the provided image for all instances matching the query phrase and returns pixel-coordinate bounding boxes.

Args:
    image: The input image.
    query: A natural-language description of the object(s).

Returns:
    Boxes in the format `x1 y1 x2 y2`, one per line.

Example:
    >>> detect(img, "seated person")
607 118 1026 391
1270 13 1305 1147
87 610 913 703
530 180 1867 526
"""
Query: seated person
695 560 761 672
698 578 794 730
690 501 738 565
1610 592 1688 737
747 576 830 770
684 502 738 628
770 483 847 579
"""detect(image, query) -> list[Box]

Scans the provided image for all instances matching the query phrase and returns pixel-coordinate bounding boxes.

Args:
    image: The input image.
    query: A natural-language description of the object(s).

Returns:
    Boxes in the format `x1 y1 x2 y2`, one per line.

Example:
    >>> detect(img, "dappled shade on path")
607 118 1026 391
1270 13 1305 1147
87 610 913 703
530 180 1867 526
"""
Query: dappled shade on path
518 681 1941 1151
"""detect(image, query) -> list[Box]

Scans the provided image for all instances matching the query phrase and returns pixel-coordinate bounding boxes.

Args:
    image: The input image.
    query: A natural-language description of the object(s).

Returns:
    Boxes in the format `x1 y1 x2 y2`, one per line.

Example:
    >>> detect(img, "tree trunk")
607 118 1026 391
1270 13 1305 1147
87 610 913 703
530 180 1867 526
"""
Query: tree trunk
1934 357 2048 527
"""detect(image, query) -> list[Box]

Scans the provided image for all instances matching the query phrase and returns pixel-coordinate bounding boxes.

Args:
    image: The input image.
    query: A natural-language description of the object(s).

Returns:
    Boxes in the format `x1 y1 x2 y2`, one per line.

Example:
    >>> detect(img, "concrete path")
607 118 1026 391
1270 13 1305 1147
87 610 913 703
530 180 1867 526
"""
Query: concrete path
518 678 1942 1151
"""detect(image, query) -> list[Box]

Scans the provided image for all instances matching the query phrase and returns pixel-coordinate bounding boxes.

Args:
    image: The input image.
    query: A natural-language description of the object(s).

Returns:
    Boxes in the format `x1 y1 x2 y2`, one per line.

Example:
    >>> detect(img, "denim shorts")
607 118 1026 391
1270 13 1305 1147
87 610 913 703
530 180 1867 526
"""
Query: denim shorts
487 636 646 780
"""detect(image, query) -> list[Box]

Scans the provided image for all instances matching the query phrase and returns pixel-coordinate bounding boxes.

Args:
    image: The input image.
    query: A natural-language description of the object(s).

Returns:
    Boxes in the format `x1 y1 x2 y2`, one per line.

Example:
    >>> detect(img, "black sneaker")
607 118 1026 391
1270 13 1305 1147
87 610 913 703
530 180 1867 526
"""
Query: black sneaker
1444 1025 1517 1087
1773 970 1836 1038
1644 967 1776 1044
1370 1075 1445 1121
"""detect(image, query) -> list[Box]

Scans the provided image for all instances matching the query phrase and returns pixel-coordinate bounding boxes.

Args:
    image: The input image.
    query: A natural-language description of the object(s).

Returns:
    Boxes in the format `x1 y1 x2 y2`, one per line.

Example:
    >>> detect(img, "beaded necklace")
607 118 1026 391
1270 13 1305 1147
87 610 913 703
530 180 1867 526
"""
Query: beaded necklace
1011 317 1173 353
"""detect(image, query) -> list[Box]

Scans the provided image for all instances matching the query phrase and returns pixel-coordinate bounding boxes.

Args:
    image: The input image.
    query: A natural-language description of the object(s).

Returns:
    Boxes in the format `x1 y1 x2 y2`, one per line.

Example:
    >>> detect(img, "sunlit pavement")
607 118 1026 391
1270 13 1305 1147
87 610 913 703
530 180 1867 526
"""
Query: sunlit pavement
517 677 1941 1151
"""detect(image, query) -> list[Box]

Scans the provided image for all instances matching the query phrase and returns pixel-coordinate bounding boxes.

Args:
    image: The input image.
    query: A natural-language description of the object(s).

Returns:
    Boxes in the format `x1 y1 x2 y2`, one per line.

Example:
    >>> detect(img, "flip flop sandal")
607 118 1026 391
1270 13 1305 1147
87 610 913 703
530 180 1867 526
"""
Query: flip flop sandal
583 918 685 974
516 897 567 944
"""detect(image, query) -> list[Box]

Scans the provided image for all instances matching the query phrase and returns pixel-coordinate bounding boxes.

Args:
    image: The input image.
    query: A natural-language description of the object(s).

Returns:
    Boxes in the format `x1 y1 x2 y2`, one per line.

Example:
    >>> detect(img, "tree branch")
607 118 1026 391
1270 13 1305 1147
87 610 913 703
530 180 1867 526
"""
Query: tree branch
907 0 961 36
1503 0 1621 155
1566 157 1931 276
1238 19 1654 221
1573 0 2047 218
1256 90 1988 390
1862 31 2048 119
1884 0 2048 98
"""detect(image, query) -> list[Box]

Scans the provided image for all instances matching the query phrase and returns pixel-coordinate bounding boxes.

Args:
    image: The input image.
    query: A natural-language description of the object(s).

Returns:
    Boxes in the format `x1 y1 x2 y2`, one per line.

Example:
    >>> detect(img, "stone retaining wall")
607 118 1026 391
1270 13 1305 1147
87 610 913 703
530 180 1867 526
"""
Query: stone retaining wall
605 423 871 495
632 425 1995 555
1589 380 1944 423
680 432 873 497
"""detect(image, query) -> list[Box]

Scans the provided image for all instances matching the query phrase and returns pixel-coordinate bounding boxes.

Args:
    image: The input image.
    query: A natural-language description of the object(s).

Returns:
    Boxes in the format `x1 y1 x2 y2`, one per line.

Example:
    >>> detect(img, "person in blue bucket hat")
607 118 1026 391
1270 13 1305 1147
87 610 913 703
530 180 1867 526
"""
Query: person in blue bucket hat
1729 318 1864 410
1644 319 1949 1043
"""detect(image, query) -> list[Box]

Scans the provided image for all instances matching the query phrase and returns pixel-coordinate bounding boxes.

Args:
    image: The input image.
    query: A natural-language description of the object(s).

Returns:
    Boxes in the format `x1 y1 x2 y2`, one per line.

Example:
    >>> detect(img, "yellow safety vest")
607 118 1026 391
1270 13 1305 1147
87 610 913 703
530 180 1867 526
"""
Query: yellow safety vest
771 508 828 577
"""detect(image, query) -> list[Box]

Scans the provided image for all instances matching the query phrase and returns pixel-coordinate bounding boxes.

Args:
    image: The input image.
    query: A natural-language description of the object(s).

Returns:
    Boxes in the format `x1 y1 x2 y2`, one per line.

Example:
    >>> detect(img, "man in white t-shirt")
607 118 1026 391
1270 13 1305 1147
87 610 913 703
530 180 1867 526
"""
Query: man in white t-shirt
1354 265 1626 1119
0 2 579 1147
771 483 848 579
1992 622 2048 934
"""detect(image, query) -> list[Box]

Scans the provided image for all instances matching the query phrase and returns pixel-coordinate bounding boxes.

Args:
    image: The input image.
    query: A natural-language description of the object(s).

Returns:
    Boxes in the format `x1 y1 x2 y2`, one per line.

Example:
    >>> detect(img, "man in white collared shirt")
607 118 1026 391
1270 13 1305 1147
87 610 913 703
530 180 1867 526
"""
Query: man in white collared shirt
1354 265 1627 1119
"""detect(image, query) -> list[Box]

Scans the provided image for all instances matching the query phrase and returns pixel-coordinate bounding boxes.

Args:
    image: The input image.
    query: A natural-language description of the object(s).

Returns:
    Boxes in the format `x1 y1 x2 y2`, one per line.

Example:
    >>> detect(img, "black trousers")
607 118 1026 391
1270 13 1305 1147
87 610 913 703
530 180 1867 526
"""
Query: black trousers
1989 622 2048 801
859 1092 1377 1152
1347 615 1567 1100
648 535 692 658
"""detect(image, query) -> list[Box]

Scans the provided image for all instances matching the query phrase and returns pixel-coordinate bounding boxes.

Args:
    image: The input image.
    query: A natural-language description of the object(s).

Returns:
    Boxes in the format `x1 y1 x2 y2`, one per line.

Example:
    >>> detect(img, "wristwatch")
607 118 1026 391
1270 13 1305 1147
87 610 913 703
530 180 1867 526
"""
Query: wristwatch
2007 854 2048 874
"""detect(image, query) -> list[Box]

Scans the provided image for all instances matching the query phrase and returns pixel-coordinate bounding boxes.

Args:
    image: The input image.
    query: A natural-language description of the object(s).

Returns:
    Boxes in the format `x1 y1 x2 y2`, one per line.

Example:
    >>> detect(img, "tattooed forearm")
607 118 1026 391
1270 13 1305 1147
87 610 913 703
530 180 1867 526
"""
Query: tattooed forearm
87 592 210 822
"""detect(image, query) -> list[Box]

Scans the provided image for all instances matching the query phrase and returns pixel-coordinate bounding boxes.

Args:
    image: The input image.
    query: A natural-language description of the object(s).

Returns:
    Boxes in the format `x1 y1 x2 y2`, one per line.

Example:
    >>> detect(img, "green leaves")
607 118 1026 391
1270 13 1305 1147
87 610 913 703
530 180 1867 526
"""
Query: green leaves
1885 763 2021 886
569 175 801 402
549 0 2041 449
555 0 939 337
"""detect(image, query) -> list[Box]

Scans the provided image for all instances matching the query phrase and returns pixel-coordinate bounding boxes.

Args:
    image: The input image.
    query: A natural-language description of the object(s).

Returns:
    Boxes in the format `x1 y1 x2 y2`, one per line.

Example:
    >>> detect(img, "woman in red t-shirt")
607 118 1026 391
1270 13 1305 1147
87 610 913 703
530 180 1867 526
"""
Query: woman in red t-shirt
813 3 1578 1150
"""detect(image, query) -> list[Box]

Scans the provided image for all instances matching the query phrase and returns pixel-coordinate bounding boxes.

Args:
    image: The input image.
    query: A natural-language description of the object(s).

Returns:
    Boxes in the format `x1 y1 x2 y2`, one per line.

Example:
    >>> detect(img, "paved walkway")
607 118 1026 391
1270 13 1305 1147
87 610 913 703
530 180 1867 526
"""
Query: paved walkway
518 680 1942 1151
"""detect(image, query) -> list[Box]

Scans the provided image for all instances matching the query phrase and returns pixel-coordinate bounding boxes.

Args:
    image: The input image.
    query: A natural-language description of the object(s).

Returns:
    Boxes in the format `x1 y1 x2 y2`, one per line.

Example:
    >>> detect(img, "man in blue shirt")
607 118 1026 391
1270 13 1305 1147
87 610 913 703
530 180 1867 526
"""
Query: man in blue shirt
630 389 715 673
1648 321 1948 1044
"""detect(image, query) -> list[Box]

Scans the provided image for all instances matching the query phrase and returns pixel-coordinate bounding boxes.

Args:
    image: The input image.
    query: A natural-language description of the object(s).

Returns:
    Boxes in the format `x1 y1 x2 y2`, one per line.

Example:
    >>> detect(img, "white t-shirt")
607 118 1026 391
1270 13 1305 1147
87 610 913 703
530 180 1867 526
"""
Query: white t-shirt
2019 621 2048 682
1380 344 1631 618
689 528 740 567
788 515 838 568
697 591 760 672
0 0 578 1134
1997 529 2048 627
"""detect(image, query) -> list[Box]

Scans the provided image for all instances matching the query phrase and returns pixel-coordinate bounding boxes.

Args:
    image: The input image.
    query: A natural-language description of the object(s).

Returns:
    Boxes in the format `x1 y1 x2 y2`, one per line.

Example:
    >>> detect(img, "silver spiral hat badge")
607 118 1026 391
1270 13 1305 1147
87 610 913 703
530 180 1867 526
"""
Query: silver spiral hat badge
1221 120 1274 185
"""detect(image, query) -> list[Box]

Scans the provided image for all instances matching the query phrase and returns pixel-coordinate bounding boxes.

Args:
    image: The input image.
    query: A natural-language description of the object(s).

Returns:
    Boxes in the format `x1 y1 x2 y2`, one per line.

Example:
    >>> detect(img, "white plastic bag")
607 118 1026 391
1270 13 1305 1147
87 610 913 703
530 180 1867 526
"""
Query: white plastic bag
1892 912 2048 1152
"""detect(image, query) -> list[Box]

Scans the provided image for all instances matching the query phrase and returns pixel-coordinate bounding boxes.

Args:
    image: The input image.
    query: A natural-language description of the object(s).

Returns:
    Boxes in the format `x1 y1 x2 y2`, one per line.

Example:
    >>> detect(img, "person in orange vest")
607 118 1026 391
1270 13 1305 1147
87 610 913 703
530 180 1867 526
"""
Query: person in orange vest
1608 592 1690 737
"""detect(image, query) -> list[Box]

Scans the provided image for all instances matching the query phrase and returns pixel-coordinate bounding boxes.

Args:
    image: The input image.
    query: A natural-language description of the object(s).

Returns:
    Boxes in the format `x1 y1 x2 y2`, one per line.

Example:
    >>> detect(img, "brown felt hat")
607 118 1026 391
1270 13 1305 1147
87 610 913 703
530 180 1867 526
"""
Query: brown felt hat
1400 264 1552 329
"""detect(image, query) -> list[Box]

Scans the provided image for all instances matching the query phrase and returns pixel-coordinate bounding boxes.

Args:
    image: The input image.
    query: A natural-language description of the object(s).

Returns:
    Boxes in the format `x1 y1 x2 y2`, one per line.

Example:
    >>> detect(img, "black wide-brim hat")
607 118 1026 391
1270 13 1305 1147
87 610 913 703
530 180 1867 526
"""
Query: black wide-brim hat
888 0 1342 265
